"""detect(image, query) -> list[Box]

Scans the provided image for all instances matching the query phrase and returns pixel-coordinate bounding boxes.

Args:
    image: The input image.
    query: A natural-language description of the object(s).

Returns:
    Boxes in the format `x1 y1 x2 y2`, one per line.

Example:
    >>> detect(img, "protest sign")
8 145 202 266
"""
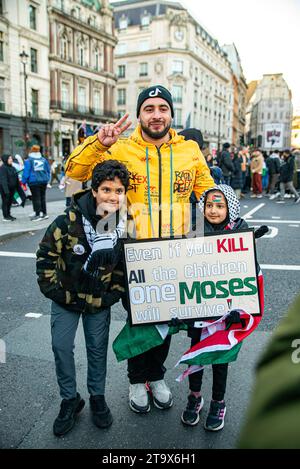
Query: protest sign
123 229 261 325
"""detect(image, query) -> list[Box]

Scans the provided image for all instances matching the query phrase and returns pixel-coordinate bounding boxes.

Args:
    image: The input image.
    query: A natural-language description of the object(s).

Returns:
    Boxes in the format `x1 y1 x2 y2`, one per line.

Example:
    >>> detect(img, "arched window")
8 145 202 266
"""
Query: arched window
94 48 100 71
60 34 68 60
77 39 85 66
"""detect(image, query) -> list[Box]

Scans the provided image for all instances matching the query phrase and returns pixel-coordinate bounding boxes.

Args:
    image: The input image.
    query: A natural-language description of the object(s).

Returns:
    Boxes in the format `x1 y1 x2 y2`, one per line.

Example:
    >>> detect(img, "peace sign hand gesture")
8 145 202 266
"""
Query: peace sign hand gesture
97 113 132 148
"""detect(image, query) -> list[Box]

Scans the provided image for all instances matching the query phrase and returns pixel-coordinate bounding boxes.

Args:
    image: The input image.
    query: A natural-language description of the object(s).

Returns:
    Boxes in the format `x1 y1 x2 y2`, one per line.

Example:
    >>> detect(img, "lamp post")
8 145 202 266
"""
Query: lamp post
19 50 29 150
217 112 221 154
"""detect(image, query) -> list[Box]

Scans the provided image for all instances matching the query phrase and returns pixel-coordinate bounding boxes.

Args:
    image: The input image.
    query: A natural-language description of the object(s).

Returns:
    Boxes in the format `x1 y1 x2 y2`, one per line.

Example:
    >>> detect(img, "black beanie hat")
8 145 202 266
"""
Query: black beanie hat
136 85 174 118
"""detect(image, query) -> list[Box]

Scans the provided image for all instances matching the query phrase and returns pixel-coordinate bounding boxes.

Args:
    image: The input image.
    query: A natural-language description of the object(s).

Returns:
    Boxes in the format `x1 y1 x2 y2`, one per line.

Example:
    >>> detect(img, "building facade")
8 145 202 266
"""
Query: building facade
246 74 292 151
222 43 247 147
48 0 118 158
111 0 241 150
0 0 51 156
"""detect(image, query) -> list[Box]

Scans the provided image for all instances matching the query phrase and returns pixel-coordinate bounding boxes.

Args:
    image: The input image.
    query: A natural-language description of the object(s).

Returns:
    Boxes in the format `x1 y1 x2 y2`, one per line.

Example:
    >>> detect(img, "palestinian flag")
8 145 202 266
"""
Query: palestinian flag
175 272 264 380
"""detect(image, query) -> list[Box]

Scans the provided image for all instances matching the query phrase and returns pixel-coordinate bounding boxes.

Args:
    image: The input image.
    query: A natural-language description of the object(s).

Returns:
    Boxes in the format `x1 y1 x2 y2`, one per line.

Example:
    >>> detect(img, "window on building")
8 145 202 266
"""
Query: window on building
280 111 283 119
29 5 36 30
139 40 149 52
93 89 101 114
116 43 127 55
117 88 126 106
195 67 198 82
280 99 284 107
172 85 183 103
58 0 64 11
78 86 87 112
61 82 70 110
30 48 37 73
174 109 182 128
118 65 126 78
141 13 150 27
119 16 128 30
194 90 198 108
94 48 101 71
267 113 271 120
139 62 148 77
286 112 290 119
0 77 5 111
274 112 277 119
31 89 38 117
261 112 264 119
0 32 3 62
78 42 85 66
172 60 183 74
60 35 68 60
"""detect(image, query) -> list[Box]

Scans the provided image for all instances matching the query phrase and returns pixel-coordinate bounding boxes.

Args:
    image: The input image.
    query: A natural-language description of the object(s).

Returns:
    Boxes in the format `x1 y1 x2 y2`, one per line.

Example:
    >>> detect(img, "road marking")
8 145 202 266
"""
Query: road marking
0 251 35 258
271 216 281 219
25 313 43 318
247 219 300 224
243 203 265 219
250 226 278 238
261 264 300 271
289 225 299 228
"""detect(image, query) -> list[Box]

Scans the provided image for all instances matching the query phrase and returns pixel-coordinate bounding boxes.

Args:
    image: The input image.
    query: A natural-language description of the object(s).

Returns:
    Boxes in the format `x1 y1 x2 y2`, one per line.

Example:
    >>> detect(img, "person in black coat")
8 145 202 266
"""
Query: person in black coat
278 150 300 203
0 154 20 221
219 143 234 185
230 152 243 199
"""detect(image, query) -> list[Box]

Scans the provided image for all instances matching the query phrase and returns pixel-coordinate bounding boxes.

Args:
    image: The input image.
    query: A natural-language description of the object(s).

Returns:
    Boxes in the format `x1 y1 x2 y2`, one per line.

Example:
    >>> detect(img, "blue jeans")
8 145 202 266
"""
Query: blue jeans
51 302 111 399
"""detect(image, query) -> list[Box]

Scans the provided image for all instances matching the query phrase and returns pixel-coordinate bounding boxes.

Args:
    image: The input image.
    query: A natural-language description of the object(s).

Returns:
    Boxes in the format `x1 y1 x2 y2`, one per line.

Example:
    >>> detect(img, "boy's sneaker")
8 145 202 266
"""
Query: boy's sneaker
53 392 85 437
148 379 173 410
181 394 204 426
204 400 226 431
90 395 113 428
129 383 150 413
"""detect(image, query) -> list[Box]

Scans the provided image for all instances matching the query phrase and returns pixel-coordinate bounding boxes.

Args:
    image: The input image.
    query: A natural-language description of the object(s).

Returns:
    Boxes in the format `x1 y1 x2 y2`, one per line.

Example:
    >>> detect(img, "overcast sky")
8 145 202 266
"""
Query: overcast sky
110 0 300 113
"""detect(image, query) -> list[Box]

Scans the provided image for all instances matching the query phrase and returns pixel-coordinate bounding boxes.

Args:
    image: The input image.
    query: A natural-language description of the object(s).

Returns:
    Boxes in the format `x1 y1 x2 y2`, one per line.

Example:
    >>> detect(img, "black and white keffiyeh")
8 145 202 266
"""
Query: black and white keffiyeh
82 211 127 271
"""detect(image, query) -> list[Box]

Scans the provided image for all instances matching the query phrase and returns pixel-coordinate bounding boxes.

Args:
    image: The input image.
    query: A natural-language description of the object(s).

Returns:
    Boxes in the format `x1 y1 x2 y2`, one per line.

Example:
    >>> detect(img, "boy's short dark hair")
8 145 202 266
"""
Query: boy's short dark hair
91 160 130 192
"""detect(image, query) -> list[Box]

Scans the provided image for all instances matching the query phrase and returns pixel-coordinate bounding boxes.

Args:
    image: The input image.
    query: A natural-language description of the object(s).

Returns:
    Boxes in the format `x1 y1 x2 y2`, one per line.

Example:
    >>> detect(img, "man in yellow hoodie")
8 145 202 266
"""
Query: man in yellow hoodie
66 85 214 414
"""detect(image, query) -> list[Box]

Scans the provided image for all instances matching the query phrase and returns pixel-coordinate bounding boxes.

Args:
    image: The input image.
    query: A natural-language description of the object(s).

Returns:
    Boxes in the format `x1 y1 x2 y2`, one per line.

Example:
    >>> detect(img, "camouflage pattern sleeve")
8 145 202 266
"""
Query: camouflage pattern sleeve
36 215 69 304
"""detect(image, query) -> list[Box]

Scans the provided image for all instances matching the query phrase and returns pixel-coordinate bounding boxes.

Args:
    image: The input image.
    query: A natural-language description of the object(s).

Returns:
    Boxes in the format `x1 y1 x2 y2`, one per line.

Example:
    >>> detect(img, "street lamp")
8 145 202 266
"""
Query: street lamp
19 50 29 150
217 112 221 153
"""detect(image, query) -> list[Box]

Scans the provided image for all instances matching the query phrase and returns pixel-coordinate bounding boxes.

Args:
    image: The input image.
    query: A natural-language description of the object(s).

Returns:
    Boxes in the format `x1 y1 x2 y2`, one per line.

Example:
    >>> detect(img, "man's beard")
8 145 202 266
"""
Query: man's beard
140 120 171 140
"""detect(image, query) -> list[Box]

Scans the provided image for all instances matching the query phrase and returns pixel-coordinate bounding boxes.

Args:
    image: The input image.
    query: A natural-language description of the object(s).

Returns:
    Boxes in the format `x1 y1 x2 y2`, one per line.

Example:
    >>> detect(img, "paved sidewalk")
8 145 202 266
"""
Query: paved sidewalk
0 200 66 240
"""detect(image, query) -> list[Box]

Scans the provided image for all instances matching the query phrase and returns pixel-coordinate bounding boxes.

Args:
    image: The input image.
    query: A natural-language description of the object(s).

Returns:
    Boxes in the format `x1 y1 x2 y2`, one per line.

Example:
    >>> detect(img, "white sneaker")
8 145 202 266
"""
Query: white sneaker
270 193 280 200
256 194 263 198
148 379 173 409
129 383 150 413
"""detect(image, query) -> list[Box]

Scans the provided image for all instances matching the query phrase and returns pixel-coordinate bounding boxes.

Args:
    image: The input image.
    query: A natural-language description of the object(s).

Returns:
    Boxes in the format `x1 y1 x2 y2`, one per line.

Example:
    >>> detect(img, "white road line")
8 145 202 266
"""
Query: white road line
243 203 265 219
261 264 300 271
25 313 43 318
288 225 299 228
247 219 300 224
0 251 35 258
271 216 281 219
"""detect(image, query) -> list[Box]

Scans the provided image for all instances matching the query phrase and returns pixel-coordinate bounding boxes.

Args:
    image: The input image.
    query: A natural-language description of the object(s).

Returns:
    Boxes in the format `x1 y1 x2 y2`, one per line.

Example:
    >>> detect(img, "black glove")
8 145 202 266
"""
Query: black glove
169 317 184 327
85 248 116 274
225 310 246 330
80 269 104 296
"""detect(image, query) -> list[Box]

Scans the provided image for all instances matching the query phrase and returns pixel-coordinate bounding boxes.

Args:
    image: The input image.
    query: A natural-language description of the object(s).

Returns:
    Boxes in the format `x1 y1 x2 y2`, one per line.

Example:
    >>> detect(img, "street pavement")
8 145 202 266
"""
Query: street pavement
0 194 300 450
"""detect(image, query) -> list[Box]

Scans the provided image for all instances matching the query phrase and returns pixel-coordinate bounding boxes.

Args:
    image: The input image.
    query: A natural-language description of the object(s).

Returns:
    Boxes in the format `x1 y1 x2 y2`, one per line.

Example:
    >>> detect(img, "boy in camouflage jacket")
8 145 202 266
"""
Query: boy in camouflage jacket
36 160 129 437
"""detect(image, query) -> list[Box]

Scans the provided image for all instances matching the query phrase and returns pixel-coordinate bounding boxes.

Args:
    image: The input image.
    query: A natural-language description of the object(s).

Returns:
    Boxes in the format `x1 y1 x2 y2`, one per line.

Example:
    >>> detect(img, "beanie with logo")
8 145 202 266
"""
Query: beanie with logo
136 85 174 117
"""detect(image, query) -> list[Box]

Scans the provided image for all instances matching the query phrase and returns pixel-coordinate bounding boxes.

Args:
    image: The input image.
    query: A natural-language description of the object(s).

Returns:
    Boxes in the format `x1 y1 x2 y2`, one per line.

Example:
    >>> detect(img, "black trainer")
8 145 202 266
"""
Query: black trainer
53 392 85 437
90 395 113 428
204 400 226 431
181 394 204 426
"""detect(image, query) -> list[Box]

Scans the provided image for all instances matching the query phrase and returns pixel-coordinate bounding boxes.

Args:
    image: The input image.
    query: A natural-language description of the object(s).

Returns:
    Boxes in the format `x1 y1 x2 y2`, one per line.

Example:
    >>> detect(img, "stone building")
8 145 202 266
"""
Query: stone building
48 0 118 158
111 0 241 150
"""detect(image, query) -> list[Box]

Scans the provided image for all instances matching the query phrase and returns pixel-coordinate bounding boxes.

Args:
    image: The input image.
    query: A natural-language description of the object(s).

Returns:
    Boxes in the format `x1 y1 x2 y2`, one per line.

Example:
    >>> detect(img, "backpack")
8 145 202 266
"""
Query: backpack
30 157 49 183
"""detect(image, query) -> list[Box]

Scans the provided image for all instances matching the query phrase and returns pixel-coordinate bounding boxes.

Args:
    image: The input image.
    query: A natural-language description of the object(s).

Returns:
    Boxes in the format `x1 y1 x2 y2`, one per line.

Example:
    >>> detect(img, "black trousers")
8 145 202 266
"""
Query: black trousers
188 329 228 401
127 335 171 384
0 188 14 218
29 184 47 216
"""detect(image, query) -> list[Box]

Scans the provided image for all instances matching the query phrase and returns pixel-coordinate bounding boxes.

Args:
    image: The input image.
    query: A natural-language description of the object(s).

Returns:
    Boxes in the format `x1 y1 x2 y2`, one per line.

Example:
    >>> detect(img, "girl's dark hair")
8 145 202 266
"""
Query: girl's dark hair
91 160 130 192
